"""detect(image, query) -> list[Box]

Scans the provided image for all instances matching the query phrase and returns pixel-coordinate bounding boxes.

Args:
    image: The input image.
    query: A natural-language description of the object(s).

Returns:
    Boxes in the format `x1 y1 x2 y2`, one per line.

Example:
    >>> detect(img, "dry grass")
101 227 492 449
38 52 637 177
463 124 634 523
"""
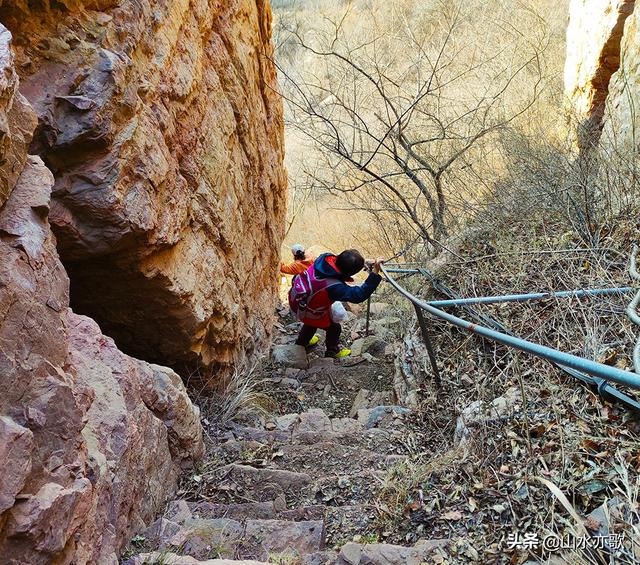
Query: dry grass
189 363 276 427
360 141 640 561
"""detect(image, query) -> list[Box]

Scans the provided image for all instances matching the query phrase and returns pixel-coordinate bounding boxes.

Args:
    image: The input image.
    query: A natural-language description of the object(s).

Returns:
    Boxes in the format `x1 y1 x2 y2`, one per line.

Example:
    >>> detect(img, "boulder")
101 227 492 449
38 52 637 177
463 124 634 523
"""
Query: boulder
349 389 394 418
272 344 309 369
295 409 333 434
454 387 521 449
308 357 335 374
275 414 301 431
368 302 391 316
356 316 401 334
351 336 389 357
342 301 361 313
356 406 411 429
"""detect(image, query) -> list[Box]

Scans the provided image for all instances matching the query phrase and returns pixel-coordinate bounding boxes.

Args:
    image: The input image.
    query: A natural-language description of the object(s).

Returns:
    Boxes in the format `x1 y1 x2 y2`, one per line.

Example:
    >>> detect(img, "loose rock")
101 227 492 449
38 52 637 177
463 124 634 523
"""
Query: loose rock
272 344 309 369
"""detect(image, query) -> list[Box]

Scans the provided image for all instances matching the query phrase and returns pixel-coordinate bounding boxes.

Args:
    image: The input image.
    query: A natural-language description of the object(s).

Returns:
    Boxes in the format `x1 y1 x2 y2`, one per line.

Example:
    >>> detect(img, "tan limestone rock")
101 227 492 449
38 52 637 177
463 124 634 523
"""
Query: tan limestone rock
564 0 635 144
602 5 640 149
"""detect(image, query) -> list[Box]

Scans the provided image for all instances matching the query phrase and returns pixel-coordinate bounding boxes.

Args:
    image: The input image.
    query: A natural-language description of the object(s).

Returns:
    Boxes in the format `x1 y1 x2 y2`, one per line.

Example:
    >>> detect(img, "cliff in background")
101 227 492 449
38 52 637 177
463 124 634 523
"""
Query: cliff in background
0 0 287 373
603 5 640 148
564 0 637 148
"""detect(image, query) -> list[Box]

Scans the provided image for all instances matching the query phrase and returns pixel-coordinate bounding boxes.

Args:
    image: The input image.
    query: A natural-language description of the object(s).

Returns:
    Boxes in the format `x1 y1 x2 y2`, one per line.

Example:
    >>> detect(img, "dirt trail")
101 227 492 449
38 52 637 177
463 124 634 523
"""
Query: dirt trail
122 302 452 564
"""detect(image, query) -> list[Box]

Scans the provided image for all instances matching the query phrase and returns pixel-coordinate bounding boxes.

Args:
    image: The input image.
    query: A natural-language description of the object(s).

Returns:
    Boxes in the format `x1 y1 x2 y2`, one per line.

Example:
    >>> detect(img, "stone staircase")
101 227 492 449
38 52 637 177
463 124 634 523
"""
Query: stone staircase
124 306 447 564
124 406 446 564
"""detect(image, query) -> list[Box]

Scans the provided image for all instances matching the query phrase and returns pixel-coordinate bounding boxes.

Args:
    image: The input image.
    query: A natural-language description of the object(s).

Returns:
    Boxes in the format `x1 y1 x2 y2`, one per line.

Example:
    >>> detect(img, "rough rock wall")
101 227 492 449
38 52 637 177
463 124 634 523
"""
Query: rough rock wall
0 0 287 373
564 0 636 145
602 5 640 148
0 27 204 565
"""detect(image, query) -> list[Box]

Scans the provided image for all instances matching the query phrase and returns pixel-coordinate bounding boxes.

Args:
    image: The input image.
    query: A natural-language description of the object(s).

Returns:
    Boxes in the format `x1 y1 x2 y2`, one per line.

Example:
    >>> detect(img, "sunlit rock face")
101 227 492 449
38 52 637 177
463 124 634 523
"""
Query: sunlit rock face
0 0 287 374
602 6 640 149
564 0 635 145
0 25 204 564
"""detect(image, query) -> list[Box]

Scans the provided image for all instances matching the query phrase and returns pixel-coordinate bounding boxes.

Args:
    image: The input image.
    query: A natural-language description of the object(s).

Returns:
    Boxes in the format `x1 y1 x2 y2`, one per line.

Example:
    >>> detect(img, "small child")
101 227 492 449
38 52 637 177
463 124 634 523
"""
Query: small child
289 249 383 358
280 244 314 275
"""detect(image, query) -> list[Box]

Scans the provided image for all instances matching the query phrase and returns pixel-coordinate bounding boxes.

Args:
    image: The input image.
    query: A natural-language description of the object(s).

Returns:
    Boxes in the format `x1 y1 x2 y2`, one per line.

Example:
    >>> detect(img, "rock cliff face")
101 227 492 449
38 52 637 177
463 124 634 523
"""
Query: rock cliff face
0 27 204 563
0 0 287 372
0 0 286 558
564 0 636 145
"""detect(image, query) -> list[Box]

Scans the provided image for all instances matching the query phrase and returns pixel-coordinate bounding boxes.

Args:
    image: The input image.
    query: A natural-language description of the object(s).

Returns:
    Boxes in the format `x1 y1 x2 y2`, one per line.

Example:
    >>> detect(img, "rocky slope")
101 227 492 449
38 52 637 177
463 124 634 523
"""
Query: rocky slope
0 0 286 372
564 0 637 146
0 27 204 564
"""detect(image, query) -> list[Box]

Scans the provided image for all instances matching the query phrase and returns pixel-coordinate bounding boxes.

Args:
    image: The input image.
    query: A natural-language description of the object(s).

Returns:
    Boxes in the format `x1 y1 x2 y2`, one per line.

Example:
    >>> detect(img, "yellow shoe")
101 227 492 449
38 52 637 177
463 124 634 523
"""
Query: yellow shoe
335 348 351 359
308 335 320 346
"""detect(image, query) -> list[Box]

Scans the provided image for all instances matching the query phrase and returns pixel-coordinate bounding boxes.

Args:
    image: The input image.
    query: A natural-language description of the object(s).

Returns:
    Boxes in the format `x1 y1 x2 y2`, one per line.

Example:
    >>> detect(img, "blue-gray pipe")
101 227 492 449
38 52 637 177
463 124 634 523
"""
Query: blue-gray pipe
382 265 640 390
427 287 635 307
627 245 640 373
385 268 420 273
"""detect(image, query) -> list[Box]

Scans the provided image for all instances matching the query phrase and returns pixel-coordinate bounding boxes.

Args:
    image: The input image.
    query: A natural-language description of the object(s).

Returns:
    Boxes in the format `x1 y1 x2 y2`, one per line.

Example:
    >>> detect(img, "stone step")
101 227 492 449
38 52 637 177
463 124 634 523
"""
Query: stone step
226 423 291 443
238 518 325 561
188 500 326 522
262 441 393 477
324 505 377 544
142 516 243 560
294 426 407 453
139 514 326 562
211 464 312 502
215 431 407 481
125 538 448 564
308 470 384 508
124 554 269 564
224 420 406 454
335 540 449 565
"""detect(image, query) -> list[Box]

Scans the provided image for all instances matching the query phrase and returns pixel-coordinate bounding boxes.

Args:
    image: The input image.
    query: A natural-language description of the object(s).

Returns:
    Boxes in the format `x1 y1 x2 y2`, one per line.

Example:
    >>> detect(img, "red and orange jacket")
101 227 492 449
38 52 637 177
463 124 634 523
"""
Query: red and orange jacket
280 258 314 275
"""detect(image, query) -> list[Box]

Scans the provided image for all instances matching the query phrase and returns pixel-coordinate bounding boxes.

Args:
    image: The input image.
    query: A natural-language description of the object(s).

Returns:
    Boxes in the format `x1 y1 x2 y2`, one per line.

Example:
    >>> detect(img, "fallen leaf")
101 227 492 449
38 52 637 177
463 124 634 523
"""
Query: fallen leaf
584 515 602 531
579 479 607 495
442 510 463 520
404 501 422 514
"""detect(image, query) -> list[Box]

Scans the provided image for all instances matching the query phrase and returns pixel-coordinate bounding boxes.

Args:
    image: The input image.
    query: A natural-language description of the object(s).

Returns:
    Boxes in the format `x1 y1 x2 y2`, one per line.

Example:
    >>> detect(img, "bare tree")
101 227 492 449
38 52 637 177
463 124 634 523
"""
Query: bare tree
275 0 549 252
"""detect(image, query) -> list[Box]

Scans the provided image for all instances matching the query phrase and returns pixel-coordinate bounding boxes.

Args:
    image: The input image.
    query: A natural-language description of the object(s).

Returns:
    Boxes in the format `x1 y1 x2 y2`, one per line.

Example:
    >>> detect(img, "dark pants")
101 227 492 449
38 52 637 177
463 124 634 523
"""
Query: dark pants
296 322 342 356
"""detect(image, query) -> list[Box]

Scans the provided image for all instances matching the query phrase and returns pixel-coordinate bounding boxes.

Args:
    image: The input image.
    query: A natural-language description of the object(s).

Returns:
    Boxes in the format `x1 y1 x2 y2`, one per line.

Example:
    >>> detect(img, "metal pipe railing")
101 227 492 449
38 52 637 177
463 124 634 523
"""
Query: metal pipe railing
627 245 640 373
384 268 420 274
382 265 640 390
427 287 635 307
416 267 640 410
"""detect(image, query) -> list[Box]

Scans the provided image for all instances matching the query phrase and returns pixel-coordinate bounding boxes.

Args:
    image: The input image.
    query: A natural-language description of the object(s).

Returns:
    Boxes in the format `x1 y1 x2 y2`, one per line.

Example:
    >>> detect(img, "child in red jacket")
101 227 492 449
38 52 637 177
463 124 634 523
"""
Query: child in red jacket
289 249 383 358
